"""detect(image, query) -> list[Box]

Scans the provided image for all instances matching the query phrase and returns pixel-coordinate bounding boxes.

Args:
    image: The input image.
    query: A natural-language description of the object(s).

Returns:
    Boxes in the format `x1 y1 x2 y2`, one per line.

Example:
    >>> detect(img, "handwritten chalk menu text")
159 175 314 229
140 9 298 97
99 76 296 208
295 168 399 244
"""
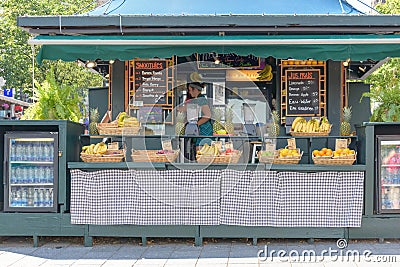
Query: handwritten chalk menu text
285 69 320 116
134 60 168 105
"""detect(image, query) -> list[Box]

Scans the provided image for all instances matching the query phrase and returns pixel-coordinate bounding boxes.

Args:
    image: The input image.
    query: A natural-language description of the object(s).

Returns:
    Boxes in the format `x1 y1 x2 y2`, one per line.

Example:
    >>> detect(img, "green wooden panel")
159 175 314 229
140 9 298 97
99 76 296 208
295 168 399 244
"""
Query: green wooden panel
89 225 198 237
0 213 85 236
349 216 400 239
200 225 345 239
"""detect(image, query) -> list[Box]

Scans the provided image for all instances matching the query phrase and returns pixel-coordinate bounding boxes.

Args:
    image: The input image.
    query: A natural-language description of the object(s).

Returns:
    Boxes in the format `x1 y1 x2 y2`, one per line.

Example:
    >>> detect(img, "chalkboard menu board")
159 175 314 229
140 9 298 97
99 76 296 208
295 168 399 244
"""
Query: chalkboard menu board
196 53 260 69
134 60 168 105
285 69 320 116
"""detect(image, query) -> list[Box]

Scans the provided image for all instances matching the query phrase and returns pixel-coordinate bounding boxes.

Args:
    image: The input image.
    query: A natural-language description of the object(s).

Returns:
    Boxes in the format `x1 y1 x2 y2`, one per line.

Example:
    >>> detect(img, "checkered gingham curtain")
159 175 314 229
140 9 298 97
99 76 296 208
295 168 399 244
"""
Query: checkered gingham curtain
70 170 364 227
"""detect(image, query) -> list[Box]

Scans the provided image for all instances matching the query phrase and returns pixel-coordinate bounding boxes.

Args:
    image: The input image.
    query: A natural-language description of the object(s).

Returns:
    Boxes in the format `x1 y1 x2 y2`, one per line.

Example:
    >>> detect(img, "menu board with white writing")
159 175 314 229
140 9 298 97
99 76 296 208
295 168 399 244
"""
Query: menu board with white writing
134 60 168 105
285 69 320 116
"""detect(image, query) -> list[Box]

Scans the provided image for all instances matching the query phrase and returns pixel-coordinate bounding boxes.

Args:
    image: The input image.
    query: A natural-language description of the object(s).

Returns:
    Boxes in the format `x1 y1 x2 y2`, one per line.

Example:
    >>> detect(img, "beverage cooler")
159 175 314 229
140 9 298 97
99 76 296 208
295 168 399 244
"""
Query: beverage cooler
3 132 59 212
376 135 400 213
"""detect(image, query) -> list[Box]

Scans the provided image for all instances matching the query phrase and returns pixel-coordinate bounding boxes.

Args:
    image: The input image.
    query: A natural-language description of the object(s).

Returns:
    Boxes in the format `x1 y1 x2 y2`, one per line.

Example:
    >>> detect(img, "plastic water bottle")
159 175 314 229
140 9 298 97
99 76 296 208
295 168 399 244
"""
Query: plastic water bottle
48 143 54 161
10 167 16 184
43 143 50 162
48 168 54 183
38 189 44 207
33 189 39 207
15 142 22 161
21 143 28 161
38 167 45 183
21 167 27 184
21 188 27 207
49 189 53 207
10 143 16 161
34 167 40 183
10 189 16 206
27 167 34 183
27 188 34 207
15 189 22 207
44 189 50 207
15 167 21 184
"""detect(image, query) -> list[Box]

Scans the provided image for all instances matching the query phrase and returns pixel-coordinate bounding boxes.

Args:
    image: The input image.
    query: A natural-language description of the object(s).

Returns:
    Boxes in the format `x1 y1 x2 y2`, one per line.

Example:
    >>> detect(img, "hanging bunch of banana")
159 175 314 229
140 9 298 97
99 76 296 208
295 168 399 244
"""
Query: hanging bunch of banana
257 64 273 81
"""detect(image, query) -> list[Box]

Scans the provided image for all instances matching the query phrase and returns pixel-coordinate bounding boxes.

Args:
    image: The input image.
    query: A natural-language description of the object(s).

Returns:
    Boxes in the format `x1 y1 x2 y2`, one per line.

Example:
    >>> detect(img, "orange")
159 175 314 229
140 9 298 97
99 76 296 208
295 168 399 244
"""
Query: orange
326 149 333 156
321 148 328 153
318 150 325 157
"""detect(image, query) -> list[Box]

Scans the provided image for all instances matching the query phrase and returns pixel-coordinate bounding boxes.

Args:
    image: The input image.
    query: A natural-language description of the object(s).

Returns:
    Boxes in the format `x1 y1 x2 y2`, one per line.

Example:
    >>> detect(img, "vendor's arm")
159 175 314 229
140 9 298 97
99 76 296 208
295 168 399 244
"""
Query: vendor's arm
197 104 211 126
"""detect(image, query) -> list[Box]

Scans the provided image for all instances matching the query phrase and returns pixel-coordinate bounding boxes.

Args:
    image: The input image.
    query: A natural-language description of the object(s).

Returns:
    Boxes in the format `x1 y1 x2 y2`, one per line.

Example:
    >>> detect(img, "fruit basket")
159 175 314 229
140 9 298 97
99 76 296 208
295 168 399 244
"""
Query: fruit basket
97 124 140 135
312 154 356 165
196 151 242 164
290 124 332 136
80 149 125 163
131 149 180 163
257 151 274 164
272 148 303 164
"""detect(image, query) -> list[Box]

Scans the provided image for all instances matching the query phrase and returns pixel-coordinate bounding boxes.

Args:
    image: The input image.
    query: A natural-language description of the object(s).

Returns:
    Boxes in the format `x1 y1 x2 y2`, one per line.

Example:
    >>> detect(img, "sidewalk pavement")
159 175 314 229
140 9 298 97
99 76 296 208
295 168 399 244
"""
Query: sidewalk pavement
0 236 399 267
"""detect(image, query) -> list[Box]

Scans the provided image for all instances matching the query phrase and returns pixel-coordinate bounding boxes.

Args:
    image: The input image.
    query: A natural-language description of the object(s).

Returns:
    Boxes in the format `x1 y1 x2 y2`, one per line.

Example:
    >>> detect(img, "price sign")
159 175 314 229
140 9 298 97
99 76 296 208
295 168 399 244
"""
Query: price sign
162 140 173 151
134 60 168 105
335 139 348 151
265 143 276 152
286 69 320 116
287 138 297 149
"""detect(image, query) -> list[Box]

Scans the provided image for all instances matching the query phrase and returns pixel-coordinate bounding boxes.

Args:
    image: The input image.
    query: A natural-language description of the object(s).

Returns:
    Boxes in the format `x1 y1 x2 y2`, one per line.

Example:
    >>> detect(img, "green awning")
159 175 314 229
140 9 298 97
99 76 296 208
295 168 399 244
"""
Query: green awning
31 35 400 63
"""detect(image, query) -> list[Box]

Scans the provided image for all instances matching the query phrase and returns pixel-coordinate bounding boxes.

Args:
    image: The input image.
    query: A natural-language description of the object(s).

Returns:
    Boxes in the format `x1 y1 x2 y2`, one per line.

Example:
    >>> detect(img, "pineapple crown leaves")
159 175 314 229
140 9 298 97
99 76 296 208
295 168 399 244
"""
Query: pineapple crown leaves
342 106 352 122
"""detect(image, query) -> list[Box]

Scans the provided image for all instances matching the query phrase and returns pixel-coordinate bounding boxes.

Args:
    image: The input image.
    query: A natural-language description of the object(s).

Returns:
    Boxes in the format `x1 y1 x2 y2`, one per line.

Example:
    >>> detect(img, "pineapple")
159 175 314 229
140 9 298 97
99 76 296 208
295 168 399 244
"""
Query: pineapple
175 111 186 135
224 107 235 134
270 110 280 137
89 108 99 135
340 106 352 136
212 108 224 133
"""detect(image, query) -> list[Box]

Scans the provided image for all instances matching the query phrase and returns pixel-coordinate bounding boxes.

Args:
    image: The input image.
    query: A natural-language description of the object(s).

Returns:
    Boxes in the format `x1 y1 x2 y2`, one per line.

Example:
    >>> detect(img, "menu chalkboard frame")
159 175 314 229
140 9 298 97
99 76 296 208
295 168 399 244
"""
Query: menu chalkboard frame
133 59 169 106
285 69 321 117
196 53 261 69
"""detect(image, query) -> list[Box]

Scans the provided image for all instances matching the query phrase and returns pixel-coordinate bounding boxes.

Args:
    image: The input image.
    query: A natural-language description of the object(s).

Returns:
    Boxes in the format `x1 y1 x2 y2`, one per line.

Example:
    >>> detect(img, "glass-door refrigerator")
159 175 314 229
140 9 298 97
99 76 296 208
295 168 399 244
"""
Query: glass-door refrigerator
3 132 59 212
377 135 400 214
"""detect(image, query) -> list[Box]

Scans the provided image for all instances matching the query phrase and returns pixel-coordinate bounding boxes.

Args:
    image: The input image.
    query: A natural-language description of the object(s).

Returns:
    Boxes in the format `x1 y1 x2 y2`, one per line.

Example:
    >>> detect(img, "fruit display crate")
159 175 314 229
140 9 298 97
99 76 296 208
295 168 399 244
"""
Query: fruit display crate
258 148 303 164
131 150 180 163
80 149 125 163
289 125 332 136
196 151 242 164
97 123 140 135
312 154 356 165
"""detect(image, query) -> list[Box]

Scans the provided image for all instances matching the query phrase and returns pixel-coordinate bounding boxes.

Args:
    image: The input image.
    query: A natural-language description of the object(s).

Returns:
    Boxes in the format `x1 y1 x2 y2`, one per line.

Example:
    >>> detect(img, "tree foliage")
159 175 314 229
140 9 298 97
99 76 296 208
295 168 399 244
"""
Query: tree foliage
0 0 103 109
362 0 400 122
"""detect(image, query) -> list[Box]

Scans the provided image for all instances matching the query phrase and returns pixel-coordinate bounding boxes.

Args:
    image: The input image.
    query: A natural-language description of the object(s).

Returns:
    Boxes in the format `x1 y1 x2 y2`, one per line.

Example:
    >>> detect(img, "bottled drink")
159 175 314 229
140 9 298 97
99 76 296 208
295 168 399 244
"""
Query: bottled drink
43 143 50 162
33 143 40 161
27 167 34 183
34 167 40 183
48 142 54 161
49 189 53 207
10 142 16 161
21 188 27 207
15 189 22 207
10 167 17 184
33 189 39 207
27 188 34 207
15 142 22 161
21 143 28 161
38 189 44 207
38 167 45 183
44 189 50 207
10 189 16 206
15 166 21 184
47 167 54 183
21 167 27 184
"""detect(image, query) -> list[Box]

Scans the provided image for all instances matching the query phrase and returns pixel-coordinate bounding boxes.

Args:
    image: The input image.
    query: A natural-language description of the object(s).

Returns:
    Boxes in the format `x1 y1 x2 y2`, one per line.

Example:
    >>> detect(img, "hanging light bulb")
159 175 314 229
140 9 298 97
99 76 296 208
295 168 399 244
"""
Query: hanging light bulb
85 60 97 68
